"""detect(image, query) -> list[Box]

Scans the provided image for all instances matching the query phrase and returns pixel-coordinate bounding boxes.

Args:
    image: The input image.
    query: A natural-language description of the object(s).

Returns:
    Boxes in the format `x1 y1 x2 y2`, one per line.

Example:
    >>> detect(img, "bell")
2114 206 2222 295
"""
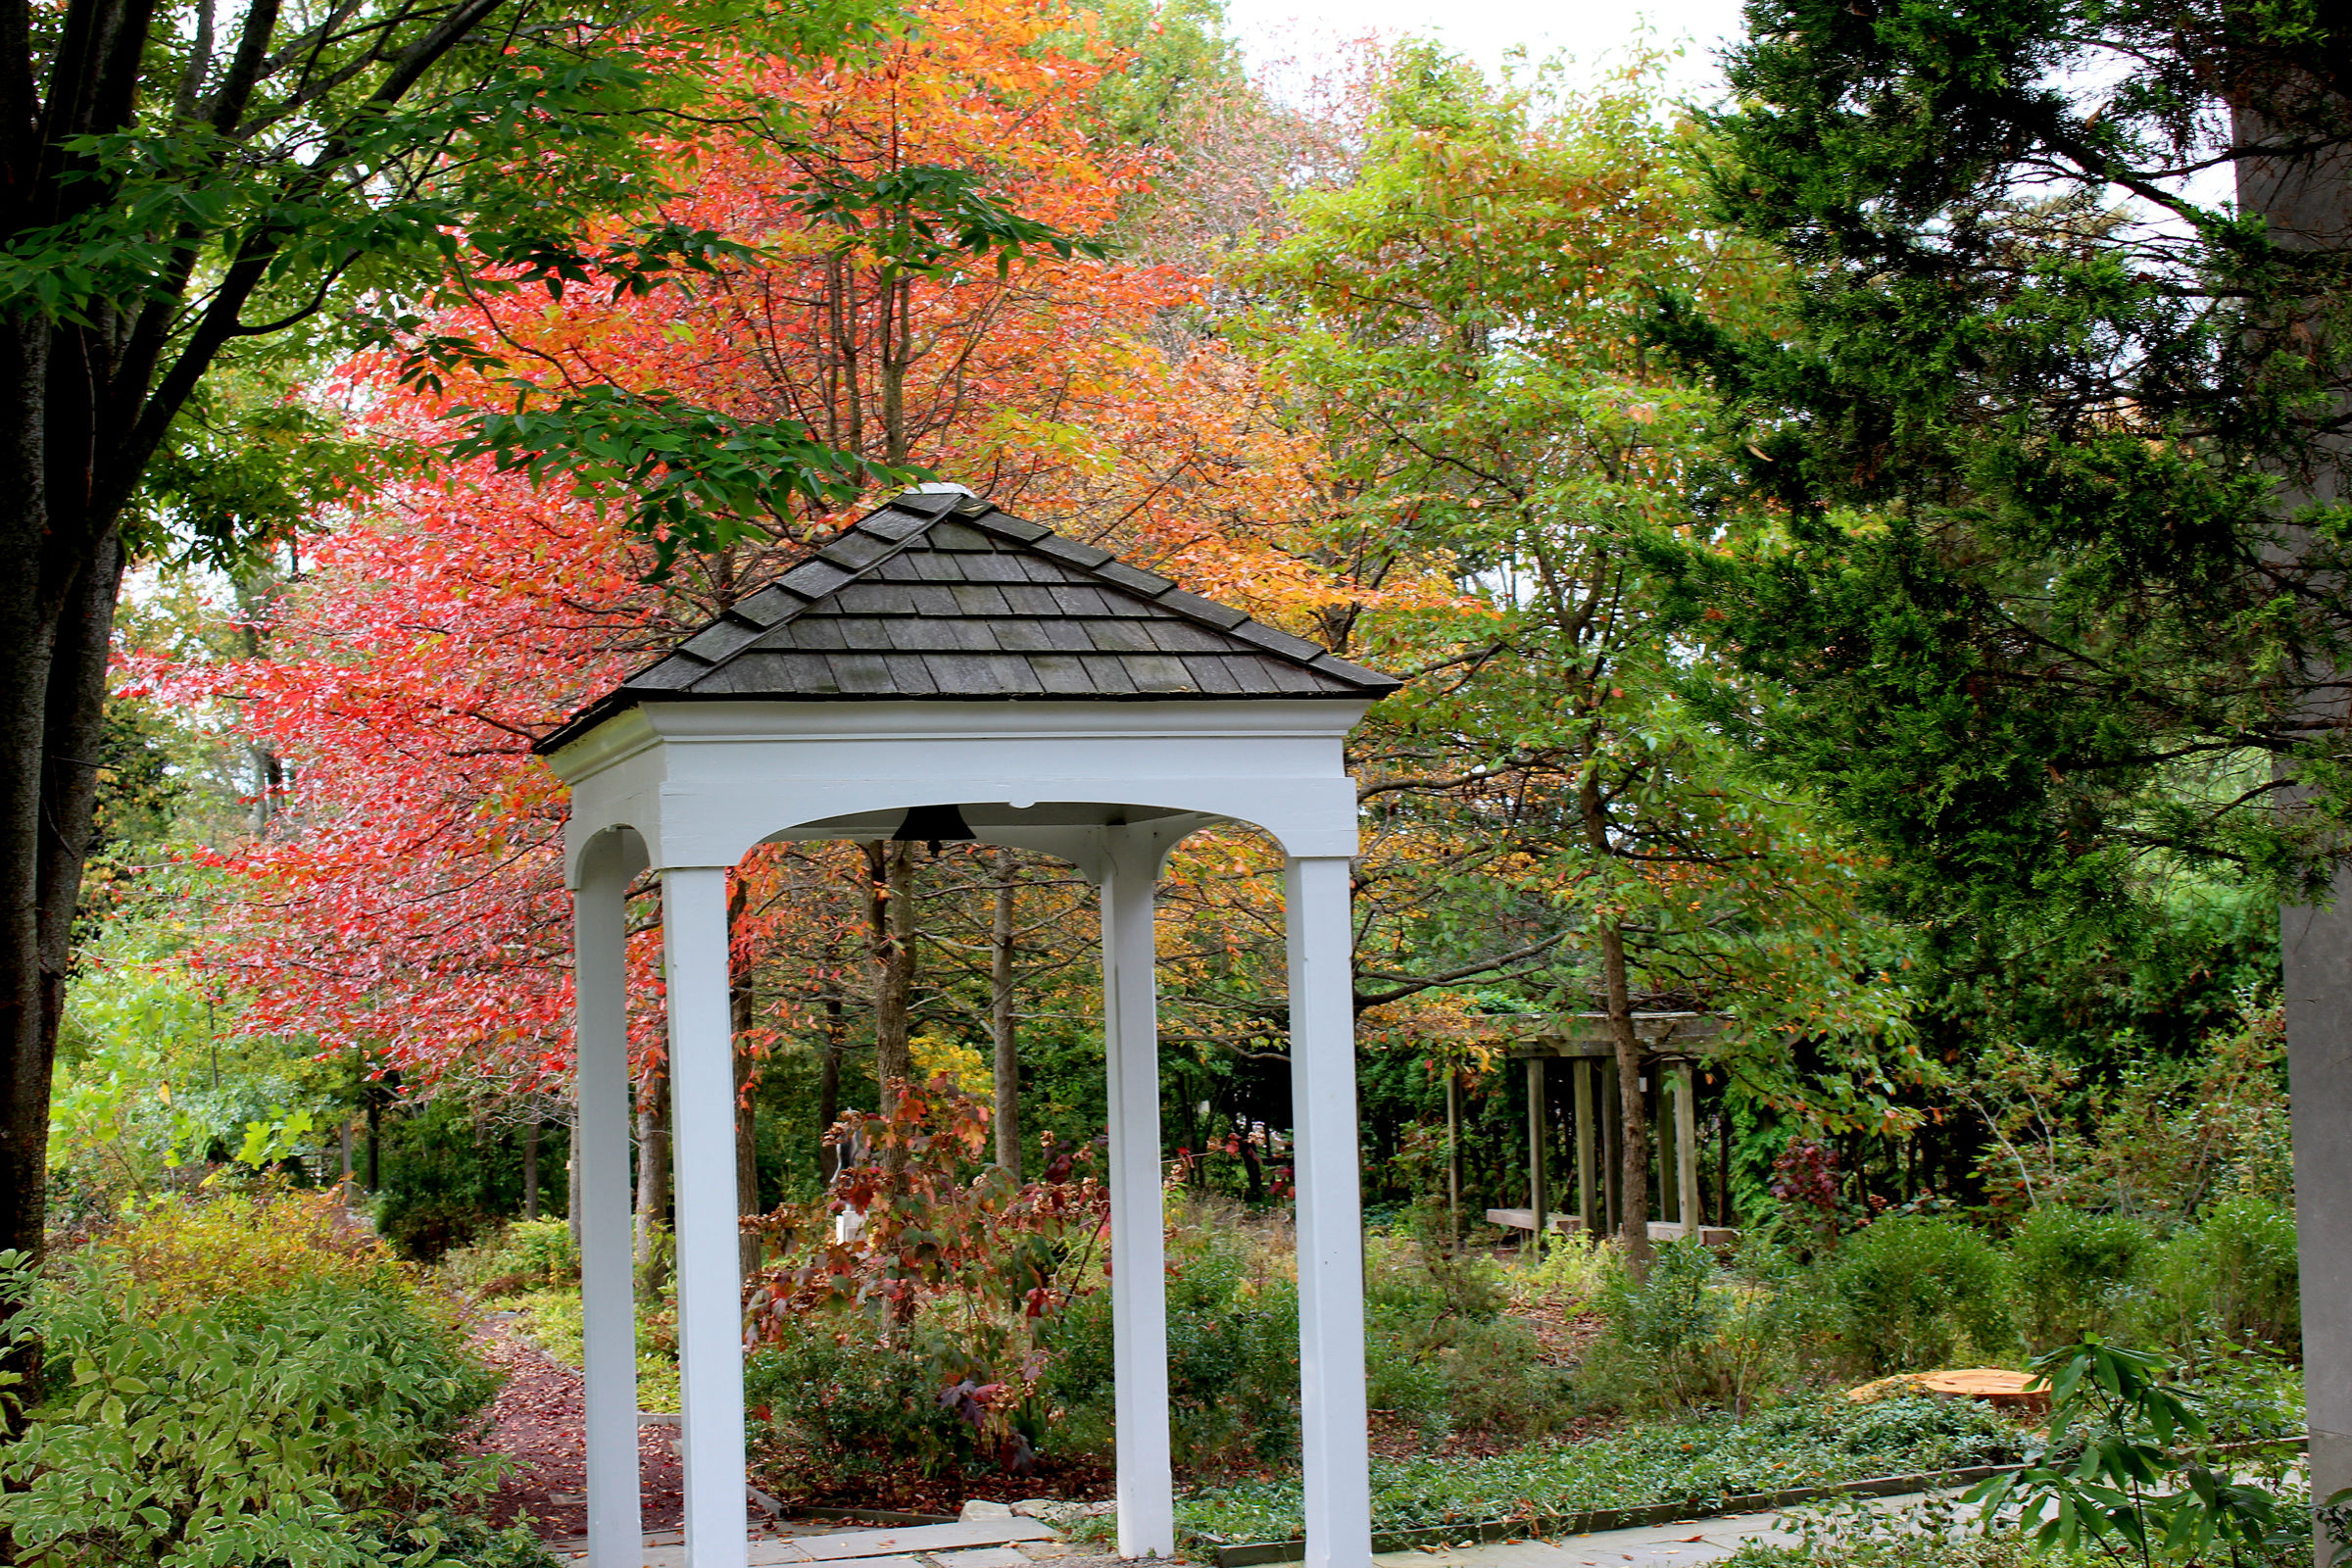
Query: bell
892 803 975 853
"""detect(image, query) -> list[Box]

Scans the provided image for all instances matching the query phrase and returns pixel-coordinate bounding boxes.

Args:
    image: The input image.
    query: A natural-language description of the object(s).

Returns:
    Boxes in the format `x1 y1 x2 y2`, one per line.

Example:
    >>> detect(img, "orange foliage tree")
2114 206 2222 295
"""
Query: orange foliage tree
139 0 1408 1129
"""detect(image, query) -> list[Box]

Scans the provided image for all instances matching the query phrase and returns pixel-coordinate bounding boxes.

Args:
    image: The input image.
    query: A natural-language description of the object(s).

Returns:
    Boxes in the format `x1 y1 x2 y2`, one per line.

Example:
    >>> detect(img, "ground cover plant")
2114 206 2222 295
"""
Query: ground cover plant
0 1189 552 1567
1168 1393 2021 1547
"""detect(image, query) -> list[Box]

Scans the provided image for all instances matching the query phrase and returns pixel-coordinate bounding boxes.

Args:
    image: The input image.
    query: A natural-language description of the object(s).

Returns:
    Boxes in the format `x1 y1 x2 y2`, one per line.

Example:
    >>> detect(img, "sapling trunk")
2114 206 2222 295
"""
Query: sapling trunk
864 840 917 1106
991 847 1021 1173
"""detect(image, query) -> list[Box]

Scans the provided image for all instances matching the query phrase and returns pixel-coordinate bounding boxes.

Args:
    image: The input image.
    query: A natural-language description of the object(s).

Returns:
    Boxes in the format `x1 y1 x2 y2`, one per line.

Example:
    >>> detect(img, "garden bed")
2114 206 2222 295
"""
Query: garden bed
1164 1396 2025 1553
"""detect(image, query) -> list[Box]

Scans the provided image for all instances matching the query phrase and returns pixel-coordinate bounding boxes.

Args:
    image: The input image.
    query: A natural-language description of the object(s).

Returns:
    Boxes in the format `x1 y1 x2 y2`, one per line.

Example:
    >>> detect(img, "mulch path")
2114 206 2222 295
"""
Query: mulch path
462 1315 687 1540
1508 1302 1610 1365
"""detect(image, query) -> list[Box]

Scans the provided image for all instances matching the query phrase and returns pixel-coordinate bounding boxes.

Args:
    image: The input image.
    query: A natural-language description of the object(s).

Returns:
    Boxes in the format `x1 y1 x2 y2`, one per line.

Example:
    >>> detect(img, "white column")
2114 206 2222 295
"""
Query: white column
1284 856 1372 1568
1102 831 1175 1559
576 840 643 1568
663 866 748 1568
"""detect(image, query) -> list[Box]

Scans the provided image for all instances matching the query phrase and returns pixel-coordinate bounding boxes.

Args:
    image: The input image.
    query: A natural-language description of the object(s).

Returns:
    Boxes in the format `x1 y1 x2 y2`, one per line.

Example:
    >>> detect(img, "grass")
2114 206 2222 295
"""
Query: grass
1170 1396 2022 1546
505 1287 682 1414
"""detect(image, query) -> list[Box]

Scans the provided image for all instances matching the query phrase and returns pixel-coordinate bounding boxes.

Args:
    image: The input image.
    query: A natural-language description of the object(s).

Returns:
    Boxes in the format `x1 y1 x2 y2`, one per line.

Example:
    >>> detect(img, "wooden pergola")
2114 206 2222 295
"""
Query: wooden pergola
1456 1011 1736 1245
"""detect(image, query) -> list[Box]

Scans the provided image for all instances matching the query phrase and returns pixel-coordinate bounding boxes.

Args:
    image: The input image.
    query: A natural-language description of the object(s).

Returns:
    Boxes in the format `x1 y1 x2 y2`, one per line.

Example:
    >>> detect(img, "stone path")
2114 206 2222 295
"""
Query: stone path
1367 1503 1802 1568
544 1511 1082 1567
540 1481 1965 1567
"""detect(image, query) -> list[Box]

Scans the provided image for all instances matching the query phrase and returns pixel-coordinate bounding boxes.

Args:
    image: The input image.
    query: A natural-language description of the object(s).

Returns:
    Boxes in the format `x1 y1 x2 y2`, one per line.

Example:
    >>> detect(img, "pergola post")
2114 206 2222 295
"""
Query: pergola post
575 836 643 1568
1572 1059 1596 1236
1285 855 1372 1568
1673 1061 1699 1231
1600 1059 1621 1232
1102 831 1175 1559
1525 1056 1546 1247
662 866 749 1568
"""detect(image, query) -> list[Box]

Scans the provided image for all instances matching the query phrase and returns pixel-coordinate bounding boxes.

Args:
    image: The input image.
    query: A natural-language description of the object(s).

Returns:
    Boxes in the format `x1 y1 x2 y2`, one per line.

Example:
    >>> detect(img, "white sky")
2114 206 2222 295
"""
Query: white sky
1222 0 1753 104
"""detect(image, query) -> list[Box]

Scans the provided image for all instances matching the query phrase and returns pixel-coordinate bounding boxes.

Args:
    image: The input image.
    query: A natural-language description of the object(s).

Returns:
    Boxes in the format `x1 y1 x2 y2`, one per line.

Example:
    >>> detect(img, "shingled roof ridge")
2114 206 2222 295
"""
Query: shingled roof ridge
599 488 1400 706
947 504 1396 691
641 495 949 675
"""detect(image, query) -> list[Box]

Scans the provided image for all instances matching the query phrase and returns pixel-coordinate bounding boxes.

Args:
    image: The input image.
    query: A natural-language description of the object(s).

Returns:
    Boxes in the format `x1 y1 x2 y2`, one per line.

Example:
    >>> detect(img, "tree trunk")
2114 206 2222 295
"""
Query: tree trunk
863 840 917 1104
1 501 122 1408
991 847 1021 1172
727 876 761 1279
1597 920 1653 1274
568 1097 585 1249
733 996 760 1282
366 1090 382 1191
1576 760 1653 1274
816 991 846 1184
2238 83 2352 1542
636 1059 670 1294
0 318 60 1346
522 1117 540 1220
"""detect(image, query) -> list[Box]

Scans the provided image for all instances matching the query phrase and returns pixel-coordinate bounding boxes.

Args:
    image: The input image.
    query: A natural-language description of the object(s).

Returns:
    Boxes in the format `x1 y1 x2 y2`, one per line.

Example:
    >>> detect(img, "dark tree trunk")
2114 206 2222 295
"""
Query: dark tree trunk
1578 770 1653 1275
727 876 760 1279
522 1118 540 1219
365 1071 391 1192
731 981 760 1281
862 840 916 1105
816 991 846 1183
636 1059 670 1294
990 847 1020 1172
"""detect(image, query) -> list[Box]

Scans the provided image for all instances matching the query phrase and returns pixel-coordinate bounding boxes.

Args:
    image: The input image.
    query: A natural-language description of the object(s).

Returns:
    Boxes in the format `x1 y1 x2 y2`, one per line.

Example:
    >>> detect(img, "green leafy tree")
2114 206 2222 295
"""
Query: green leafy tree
1249 47 1914 1269
1644 0 2352 944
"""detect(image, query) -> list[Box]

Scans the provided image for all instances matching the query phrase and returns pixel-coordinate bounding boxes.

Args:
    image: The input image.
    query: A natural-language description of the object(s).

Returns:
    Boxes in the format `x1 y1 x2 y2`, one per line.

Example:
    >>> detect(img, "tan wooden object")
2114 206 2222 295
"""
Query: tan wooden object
1847 1367 2050 1415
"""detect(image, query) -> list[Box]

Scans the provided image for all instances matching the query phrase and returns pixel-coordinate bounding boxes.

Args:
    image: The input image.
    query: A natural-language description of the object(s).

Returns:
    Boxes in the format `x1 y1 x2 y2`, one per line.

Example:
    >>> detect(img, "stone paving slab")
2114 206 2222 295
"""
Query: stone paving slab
546 1516 1066 1566
1368 1505 1800 1568
792 1520 1063 1560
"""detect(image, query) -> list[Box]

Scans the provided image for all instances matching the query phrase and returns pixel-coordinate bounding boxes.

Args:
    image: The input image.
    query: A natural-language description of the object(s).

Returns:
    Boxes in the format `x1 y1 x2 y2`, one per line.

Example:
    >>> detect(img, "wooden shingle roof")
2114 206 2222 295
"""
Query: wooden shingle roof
538 489 1401 753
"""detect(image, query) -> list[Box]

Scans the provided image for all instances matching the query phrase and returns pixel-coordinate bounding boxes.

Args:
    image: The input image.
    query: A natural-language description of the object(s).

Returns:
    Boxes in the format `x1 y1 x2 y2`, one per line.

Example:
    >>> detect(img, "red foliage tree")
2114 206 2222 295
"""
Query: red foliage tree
135 0 1401 1092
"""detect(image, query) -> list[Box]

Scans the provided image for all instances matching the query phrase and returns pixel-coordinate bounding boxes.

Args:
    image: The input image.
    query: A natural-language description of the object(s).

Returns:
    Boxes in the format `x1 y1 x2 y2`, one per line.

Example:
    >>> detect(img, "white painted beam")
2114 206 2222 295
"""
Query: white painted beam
1285 856 1372 1568
663 866 749 1568
1102 829 1176 1559
576 836 644 1568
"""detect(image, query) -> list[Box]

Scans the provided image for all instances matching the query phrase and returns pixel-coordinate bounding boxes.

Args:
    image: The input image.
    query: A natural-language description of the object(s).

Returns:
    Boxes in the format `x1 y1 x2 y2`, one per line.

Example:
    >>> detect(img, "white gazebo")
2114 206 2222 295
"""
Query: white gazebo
538 486 1402 1568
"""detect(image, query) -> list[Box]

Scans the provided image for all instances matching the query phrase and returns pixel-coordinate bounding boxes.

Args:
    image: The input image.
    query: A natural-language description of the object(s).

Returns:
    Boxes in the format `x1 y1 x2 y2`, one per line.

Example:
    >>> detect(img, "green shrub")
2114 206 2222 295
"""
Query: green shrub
1362 1235 1573 1445
2008 1206 2151 1351
1582 1238 1801 1414
379 1196 494 1263
746 1320 983 1495
444 1217 580 1296
2202 1198 2301 1348
0 1246 521 1567
2131 1197 2301 1357
1825 1217 2014 1374
1721 1533 2032 1568
1059 1224 1304 1470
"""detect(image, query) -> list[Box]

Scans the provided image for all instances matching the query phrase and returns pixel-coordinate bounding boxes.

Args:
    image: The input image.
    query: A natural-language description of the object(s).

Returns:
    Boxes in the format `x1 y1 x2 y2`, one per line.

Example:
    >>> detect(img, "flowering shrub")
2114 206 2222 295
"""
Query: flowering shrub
749 1076 1109 1477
